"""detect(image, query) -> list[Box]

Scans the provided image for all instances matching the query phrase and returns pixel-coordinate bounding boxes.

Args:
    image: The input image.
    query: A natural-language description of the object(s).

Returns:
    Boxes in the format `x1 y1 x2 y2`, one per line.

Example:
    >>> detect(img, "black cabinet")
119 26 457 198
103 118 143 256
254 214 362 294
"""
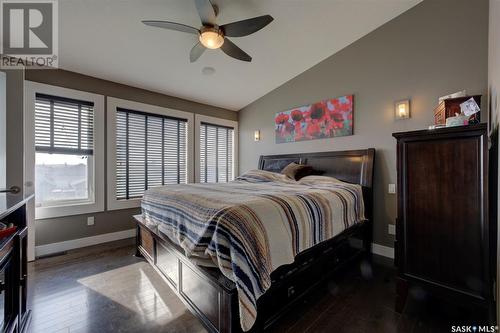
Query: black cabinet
393 124 496 321
0 194 32 333
0 254 16 333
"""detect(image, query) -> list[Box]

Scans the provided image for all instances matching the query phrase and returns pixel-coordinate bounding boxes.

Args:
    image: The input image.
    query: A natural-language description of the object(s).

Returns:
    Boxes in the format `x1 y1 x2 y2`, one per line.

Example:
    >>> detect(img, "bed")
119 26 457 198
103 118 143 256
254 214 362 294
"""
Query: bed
134 149 375 333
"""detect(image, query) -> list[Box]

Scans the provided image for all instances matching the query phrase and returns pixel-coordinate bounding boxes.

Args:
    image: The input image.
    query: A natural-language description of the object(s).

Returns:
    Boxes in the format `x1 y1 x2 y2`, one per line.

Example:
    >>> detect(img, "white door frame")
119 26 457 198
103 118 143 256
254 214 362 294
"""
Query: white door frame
23 80 35 261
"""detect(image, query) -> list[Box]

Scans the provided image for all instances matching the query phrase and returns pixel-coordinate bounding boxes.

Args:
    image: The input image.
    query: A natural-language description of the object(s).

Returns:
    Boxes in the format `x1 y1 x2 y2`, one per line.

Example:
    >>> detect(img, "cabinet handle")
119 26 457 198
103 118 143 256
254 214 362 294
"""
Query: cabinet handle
20 274 27 286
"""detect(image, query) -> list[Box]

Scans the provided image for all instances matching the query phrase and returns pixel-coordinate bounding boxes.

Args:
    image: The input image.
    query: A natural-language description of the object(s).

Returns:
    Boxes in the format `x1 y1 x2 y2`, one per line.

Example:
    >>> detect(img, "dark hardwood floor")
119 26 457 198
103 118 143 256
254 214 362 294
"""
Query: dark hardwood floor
28 240 489 333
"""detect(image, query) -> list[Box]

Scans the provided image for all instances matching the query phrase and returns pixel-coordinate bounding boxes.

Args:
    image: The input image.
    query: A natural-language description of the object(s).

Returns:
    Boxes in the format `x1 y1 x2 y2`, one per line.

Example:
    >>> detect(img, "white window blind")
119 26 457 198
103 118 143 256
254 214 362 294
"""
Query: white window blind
35 93 94 155
200 122 234 183
116 108 188 200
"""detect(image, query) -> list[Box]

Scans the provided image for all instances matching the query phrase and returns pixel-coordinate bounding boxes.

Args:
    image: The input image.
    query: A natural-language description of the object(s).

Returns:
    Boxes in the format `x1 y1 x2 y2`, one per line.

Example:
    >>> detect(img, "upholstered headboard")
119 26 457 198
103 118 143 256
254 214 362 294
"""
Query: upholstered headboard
258 149 375 189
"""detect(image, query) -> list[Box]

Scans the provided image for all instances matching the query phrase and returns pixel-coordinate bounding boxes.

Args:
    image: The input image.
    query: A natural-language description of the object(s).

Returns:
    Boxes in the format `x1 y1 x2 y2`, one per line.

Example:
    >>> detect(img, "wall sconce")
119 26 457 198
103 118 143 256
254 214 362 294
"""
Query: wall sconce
254 130 261 141
395 99 410 120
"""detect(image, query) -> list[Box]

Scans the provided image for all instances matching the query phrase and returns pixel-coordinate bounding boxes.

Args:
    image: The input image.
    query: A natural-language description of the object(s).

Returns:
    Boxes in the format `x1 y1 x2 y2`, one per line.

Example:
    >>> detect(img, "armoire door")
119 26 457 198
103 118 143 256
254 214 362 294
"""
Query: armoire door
403 135 487 300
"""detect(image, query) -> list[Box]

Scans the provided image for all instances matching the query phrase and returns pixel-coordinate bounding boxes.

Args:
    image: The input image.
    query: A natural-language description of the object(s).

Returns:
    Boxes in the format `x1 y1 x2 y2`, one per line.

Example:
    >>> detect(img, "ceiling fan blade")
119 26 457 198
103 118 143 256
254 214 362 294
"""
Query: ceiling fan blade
221 15 274 37
190 42 206 62
194 0 216 25
142 20 199 35
220 38 252 62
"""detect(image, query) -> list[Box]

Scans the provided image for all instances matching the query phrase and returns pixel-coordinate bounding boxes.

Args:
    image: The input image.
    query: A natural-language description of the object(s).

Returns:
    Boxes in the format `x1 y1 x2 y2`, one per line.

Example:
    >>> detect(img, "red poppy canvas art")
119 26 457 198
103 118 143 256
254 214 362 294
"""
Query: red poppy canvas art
275 95 354 143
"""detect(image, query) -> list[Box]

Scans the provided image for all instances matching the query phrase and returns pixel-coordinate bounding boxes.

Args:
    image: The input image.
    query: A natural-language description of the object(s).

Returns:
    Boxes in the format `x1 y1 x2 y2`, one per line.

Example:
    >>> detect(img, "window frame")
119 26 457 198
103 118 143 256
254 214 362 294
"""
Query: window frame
194 114 238 183
25 81 105 220
107 97 194 211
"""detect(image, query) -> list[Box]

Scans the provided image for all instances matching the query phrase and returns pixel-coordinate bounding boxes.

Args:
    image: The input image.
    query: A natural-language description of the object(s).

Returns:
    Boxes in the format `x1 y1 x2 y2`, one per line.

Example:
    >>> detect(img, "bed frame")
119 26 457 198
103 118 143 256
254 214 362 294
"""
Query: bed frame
134 149 375 333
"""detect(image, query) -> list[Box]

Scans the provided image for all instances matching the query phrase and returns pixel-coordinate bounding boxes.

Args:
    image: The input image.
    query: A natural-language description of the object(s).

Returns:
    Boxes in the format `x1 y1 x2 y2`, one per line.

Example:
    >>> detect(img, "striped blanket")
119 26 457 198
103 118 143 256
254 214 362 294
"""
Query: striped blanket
141 170 365 331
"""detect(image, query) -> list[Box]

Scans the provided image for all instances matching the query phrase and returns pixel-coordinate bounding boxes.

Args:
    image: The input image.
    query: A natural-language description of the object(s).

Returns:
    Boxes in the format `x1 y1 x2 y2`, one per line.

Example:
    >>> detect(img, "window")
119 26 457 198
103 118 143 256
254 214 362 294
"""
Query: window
25 82 105 219
115 108 188 200
195 115 238 183
34 94 95 207
35 153 91 204
107 98 194 210
199 123 234 183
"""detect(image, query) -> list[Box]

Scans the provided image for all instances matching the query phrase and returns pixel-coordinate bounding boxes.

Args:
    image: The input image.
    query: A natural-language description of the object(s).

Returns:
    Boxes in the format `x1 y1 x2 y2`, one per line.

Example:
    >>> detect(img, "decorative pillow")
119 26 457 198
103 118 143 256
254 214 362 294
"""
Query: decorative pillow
236 169 295 183
298 175 344 185
281 162 313 180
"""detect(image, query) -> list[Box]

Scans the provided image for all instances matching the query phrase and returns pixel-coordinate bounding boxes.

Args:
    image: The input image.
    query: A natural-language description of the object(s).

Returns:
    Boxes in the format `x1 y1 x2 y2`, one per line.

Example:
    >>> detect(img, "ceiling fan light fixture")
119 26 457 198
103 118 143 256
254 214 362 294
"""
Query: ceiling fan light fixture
199 28 224 49
142 0 274 62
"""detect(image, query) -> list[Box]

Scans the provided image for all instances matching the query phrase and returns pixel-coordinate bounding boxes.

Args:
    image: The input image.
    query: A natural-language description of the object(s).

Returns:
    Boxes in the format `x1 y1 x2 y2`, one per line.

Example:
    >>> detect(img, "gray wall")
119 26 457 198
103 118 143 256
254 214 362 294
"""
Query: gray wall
25 69 238 246
238 0 489 247
490 1 500 127
488 0 500 321
26 69 237 121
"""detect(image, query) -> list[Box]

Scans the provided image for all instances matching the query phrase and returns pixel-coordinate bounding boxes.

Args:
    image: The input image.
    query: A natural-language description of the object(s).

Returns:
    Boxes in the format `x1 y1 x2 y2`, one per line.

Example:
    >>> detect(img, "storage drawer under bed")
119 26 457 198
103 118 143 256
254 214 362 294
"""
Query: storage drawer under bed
138 225 155 261
156 241 179 288
137 222 237 333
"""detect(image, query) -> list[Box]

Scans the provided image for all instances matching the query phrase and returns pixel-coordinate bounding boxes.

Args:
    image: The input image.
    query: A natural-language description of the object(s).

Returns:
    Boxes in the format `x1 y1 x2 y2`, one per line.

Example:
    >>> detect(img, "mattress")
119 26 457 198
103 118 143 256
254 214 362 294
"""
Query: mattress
141 170 365 331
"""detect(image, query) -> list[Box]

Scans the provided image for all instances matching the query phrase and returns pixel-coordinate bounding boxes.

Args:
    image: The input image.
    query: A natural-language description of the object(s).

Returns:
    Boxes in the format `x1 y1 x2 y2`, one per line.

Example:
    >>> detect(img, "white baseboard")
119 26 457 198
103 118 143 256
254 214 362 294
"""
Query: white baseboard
372 243 395 259
35 229 135 258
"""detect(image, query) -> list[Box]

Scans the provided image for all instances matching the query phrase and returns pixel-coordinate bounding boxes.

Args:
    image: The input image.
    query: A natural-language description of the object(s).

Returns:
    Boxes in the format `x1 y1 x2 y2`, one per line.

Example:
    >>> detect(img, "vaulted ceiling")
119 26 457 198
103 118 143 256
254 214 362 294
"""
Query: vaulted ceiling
59 0 422 110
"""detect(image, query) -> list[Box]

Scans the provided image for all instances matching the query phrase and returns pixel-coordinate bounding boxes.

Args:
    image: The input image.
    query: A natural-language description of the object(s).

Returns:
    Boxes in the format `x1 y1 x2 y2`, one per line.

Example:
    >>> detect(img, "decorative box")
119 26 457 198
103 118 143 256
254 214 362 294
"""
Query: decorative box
434 95 481 125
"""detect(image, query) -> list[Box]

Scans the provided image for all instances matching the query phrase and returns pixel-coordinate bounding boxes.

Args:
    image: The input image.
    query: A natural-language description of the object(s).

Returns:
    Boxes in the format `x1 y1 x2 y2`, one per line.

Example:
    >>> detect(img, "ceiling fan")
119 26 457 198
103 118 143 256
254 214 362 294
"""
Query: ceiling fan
142 0 273 63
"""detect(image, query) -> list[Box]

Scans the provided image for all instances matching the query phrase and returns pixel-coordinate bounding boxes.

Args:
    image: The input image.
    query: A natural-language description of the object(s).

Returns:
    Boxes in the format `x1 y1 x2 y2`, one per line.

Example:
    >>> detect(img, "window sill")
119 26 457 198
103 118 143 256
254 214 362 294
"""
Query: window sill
35 201 104 220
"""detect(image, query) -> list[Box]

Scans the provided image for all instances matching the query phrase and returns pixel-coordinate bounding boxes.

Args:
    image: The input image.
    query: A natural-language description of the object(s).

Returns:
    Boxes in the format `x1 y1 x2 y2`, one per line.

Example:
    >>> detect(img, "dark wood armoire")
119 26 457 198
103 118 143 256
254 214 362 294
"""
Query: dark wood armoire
393 123 496 321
